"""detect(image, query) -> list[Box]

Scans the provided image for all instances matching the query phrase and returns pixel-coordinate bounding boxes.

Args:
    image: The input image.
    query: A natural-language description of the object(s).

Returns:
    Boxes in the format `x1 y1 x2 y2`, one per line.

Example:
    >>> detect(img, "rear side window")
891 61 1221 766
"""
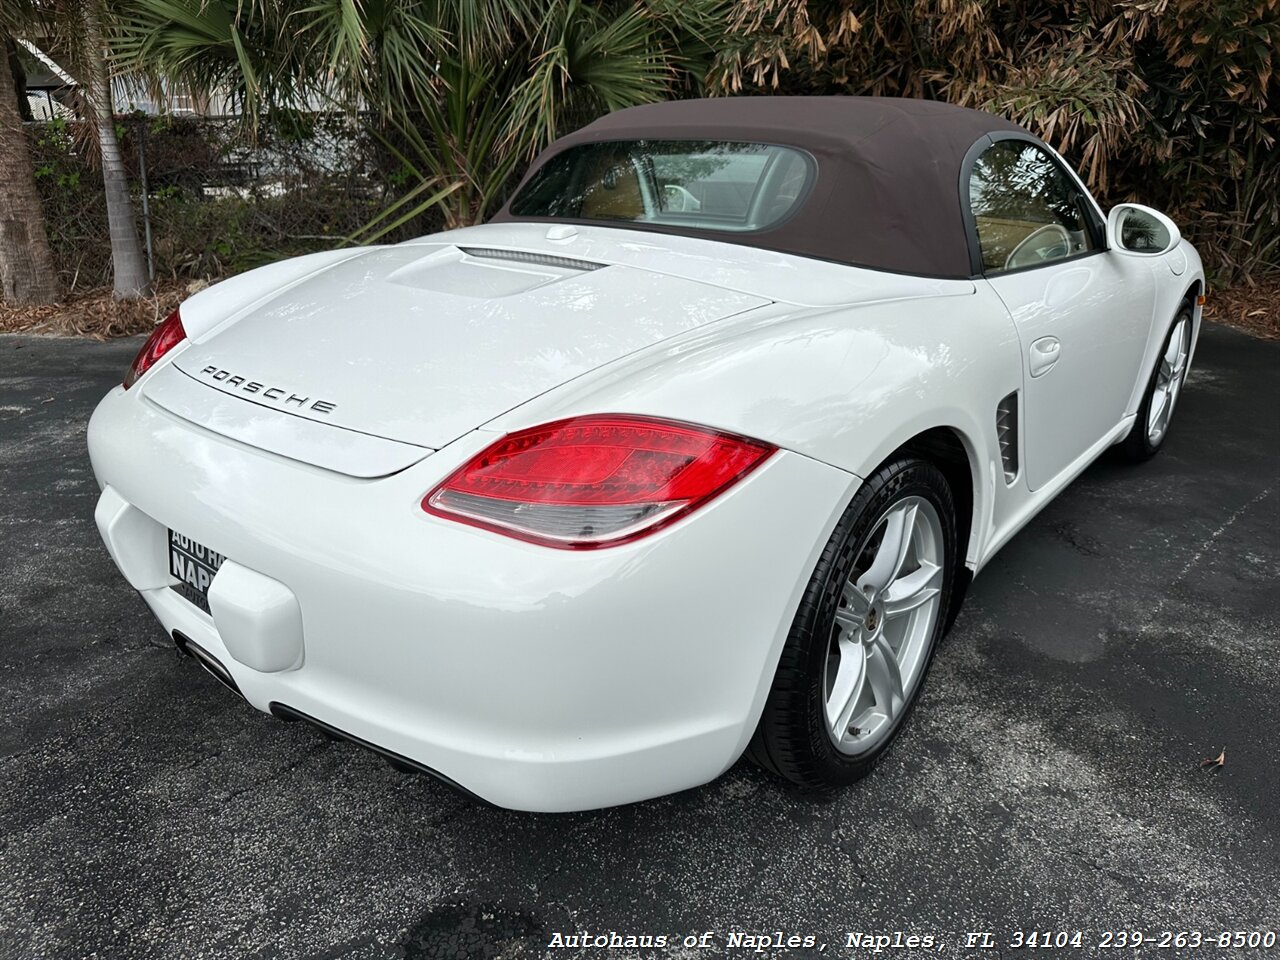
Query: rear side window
509 140 814 233
968 140 1098 273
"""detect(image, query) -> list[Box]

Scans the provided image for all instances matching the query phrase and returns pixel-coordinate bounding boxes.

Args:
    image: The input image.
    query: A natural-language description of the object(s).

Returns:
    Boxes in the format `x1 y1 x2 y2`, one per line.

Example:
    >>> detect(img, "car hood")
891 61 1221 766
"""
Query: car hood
169 243 770 451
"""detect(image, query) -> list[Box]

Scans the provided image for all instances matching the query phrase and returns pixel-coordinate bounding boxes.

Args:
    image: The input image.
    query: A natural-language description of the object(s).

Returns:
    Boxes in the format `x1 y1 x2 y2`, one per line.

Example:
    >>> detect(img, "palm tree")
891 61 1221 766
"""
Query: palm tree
4 0 151 299
82 0 150 298
0 20 59 304
113 0 724 236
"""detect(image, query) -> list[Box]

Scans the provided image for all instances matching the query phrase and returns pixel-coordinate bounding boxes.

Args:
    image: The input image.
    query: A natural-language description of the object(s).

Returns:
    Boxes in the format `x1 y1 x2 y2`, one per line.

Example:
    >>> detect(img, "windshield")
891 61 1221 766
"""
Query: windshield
508 140 814 233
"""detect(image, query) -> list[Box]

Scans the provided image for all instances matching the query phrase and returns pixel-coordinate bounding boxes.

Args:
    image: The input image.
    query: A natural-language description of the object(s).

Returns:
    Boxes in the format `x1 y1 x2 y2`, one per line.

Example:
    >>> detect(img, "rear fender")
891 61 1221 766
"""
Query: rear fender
487 285 1023 566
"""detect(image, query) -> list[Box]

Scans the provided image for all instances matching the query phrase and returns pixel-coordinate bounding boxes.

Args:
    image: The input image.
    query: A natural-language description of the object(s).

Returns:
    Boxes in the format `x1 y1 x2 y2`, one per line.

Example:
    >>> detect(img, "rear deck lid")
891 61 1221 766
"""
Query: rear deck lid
170 244 769 451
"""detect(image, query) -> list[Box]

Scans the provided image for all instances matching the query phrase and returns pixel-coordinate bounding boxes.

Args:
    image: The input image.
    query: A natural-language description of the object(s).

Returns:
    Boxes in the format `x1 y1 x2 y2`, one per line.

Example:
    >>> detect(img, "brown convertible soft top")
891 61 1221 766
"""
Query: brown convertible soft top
492 96 1030 279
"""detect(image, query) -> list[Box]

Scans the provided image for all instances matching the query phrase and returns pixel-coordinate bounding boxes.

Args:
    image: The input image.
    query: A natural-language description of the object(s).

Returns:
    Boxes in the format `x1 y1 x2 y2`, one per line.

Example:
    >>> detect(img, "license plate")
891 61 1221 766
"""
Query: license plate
168 529 226 613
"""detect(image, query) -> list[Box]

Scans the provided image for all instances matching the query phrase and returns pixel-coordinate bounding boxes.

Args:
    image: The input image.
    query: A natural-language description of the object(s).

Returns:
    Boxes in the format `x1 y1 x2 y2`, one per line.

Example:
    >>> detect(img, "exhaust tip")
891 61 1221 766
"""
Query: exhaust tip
173 631 244 700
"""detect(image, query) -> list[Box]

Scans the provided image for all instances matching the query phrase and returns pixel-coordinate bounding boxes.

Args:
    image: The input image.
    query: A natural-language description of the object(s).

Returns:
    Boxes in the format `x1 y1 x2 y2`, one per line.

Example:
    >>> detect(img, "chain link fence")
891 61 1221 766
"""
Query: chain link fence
27 113 443 293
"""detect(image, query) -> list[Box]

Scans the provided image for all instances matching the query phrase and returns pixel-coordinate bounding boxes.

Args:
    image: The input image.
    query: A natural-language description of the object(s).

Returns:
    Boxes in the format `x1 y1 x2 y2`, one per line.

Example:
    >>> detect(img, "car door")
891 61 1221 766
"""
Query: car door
968 137 1155 491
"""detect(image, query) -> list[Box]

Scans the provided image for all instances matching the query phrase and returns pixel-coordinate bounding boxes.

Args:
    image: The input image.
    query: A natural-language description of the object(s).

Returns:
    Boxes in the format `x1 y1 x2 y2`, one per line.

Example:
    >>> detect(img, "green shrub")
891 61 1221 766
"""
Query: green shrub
28 114 442 290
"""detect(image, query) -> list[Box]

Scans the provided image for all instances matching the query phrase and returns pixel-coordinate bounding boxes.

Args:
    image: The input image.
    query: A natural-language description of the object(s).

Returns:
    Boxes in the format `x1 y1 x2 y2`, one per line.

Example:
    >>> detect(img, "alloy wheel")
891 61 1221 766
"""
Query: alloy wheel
822 495 945 755
1147 317 1191 445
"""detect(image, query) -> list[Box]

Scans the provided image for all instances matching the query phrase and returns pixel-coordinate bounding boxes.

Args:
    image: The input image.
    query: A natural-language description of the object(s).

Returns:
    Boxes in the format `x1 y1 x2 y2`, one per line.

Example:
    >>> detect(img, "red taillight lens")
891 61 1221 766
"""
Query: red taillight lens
423 415 776 548
123 308 186 389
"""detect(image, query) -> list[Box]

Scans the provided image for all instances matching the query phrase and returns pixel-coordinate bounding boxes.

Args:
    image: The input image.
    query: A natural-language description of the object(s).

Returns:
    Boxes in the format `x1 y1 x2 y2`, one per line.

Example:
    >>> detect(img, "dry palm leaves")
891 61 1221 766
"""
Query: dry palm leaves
0 280 192 340
1201 280 1280 341
1199 747 1227 771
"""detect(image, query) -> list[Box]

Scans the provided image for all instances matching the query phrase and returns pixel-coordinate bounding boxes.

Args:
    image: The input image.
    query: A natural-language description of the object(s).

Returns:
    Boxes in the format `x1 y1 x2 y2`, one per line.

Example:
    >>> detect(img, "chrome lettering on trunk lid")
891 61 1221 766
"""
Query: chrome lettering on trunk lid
198 365 337 414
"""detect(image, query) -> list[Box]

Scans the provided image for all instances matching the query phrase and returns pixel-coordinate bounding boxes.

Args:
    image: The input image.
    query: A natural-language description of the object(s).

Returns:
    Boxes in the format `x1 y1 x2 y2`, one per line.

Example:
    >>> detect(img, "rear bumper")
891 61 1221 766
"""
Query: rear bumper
87 384 855 811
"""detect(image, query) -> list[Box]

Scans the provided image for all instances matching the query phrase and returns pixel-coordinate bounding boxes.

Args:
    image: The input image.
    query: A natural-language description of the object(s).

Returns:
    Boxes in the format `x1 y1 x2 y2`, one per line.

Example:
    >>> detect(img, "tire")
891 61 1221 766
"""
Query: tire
1118 304 1193 462
748 457 956 789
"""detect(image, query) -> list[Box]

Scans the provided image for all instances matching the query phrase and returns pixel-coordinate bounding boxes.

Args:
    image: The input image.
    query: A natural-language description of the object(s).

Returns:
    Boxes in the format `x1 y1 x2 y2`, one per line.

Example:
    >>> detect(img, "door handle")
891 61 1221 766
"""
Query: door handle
1029 336 1061 378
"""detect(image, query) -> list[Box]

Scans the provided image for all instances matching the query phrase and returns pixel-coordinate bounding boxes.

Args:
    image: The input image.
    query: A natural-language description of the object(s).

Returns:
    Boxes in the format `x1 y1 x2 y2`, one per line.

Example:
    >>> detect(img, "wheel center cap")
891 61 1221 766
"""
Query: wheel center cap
865 607 879 632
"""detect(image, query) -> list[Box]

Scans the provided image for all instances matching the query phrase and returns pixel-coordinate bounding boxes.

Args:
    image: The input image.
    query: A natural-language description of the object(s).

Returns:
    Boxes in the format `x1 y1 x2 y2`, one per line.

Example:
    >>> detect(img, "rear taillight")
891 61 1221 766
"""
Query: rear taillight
123 308 186 389
423 415 775 548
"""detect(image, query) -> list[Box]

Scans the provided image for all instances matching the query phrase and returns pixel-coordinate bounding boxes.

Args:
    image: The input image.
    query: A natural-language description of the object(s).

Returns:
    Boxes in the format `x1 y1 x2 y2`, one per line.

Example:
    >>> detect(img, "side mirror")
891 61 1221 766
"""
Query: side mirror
1107 203 1181 256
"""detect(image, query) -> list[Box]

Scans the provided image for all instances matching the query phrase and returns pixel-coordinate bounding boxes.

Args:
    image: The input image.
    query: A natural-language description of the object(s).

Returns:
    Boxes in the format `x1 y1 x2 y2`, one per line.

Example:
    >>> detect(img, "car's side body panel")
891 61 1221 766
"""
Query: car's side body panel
985 250 1156 490
458 224 1203 573
972 139 1206 449
480 273 1021 569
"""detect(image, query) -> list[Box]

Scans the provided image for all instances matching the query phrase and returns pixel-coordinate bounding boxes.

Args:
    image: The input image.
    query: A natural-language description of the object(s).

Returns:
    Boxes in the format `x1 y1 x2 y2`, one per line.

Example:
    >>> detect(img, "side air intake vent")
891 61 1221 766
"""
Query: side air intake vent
996 392 1019 484
458 247 604 272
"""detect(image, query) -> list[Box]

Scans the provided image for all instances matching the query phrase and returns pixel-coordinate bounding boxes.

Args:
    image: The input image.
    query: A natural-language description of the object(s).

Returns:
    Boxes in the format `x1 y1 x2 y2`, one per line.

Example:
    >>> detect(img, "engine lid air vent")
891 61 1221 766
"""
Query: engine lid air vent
457 247 605 272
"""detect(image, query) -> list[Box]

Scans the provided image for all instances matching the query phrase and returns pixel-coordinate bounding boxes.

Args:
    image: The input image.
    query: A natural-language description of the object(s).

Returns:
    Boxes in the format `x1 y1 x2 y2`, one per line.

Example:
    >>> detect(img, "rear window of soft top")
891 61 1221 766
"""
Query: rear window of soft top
509 139 814 233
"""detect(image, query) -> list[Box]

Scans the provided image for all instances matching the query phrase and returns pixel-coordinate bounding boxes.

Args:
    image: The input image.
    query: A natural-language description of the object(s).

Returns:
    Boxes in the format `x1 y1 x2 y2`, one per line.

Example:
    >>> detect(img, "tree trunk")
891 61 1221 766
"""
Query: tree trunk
82 0 150 299
0 32 59 305
7 38 34 122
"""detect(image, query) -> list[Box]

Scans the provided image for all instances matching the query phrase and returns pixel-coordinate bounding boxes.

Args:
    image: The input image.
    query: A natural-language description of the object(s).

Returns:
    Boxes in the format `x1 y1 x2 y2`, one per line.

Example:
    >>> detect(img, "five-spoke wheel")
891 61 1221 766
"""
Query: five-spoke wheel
1147 313 1191 446
824 496 944 756
1121 303 1195 461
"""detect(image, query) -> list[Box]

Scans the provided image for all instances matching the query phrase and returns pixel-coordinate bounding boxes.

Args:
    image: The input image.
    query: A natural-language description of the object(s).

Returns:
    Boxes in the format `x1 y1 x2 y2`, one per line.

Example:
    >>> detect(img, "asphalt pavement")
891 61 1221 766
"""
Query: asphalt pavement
1 323 1277 959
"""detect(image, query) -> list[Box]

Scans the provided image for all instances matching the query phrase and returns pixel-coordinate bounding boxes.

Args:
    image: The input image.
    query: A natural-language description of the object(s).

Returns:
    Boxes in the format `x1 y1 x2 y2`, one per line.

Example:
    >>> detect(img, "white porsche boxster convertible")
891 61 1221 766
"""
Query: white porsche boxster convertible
88 97 1203 811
